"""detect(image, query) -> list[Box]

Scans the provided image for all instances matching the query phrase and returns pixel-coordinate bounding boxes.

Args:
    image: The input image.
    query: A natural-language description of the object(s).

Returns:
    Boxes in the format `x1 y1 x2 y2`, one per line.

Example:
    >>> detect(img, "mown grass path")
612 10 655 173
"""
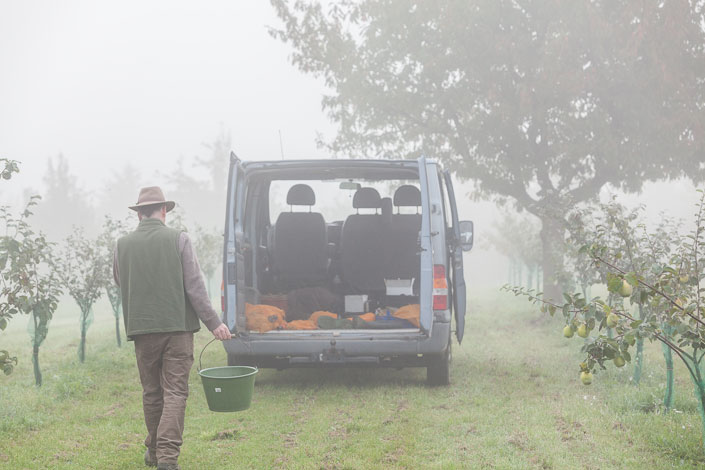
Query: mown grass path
0 292 703 469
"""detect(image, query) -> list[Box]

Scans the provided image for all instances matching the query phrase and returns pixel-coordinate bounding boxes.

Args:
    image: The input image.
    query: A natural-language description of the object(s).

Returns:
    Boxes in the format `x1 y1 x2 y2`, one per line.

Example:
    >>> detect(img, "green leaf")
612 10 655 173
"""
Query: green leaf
625 272 638 287
607 274 622 293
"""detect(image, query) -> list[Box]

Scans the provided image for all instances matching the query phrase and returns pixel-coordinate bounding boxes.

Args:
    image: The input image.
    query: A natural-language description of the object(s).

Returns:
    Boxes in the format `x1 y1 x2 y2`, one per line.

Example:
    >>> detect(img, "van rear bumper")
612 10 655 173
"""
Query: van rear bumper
222 322 450 368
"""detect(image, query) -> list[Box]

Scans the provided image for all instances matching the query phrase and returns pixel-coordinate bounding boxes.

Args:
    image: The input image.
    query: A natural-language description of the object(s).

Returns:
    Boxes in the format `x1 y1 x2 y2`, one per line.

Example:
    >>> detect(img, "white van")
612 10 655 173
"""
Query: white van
221 154 473 385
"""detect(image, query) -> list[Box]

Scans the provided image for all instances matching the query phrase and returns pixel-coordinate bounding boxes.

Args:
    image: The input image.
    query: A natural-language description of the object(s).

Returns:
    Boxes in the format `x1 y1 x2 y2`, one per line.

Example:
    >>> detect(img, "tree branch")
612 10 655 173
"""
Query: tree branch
448 112 540 211
564 167 609 204
594 254 705 329
612 309 693 360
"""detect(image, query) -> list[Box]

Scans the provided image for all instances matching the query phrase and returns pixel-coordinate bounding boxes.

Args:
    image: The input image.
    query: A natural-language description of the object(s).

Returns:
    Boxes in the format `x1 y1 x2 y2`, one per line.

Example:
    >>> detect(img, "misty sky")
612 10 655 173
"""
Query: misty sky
0 1 701 289
0 1 333 197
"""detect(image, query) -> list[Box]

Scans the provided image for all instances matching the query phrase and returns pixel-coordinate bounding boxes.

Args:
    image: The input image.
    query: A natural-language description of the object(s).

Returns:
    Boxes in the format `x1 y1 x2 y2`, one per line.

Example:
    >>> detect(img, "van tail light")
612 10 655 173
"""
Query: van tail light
221 280 225 314
433 264 449 310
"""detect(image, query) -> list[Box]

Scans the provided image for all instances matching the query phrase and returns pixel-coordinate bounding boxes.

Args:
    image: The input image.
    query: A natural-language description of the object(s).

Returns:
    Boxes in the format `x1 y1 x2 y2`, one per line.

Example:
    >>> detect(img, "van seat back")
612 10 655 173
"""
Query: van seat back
384 185 422 283
341 188 385 293
272 184 328 289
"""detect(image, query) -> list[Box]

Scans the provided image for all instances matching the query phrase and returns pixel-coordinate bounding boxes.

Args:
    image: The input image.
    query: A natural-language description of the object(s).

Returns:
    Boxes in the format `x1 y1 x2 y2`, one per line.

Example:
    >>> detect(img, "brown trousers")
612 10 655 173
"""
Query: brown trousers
134 331 194 464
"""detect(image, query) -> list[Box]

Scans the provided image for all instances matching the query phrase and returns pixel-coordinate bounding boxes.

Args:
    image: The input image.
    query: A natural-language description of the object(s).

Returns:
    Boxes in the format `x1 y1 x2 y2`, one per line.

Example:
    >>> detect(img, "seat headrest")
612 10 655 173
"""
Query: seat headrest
380 197 393 215
381 197 392 224
352 187 381 209
287 184 315 206
393 185 421 207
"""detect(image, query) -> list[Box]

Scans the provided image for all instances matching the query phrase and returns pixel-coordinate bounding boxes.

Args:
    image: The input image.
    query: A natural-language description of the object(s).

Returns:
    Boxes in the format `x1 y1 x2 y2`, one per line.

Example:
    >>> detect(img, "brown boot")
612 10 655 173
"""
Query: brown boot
144 449 157 467
157 464 180 470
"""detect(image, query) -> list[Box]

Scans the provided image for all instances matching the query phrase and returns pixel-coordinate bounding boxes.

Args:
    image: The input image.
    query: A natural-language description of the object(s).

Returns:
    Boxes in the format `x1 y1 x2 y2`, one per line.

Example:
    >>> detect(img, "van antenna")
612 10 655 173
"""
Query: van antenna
278 129 285 160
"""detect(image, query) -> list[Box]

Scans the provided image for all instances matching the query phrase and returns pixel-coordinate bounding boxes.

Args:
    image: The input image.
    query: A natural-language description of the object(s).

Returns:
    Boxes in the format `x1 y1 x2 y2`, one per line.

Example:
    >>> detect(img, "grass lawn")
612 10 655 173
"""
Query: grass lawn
1 290 704 469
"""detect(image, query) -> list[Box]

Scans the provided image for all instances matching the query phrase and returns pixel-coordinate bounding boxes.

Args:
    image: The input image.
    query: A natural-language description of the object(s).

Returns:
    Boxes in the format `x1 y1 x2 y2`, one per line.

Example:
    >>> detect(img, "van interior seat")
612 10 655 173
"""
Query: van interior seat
272 183 328 289
341 187 386 294
384 185 422 284
380 197 393 226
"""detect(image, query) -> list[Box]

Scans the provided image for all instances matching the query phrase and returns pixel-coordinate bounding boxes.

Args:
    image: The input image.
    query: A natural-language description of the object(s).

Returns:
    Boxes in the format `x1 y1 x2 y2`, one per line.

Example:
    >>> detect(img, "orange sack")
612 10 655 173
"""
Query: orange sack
393 304 420 328
284 320 318 330
309 311 337 324
357 312 376 322
245 303 287 333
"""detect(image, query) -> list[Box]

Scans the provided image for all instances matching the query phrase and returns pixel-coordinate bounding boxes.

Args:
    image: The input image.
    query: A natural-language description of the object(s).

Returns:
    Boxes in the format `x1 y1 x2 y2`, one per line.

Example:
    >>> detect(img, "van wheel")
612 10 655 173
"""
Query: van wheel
228 354 255 367
426 340 451 386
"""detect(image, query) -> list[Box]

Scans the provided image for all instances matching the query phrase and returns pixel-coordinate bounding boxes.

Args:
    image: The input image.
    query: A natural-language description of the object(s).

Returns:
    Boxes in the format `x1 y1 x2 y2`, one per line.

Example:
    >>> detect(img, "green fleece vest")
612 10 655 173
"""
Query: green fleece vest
117 218 199 339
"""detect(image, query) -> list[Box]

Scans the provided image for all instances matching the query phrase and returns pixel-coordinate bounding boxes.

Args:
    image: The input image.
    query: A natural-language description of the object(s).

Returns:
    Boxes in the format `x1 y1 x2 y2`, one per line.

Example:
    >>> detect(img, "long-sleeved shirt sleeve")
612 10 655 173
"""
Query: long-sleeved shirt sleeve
178 232 223 332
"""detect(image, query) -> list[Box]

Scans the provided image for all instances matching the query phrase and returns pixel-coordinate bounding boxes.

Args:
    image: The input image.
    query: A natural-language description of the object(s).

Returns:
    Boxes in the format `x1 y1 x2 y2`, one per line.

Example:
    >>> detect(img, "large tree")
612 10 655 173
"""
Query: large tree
193 224 223 299
99 163 144 221
486 210 542 290
270 0 705 299
31 154 94 240
164 130 231 229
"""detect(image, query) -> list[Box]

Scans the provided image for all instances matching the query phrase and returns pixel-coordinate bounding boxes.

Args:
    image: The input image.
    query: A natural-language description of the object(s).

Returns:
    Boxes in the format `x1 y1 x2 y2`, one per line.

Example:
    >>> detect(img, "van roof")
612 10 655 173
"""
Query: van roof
241 158 425 168
240 158 431 180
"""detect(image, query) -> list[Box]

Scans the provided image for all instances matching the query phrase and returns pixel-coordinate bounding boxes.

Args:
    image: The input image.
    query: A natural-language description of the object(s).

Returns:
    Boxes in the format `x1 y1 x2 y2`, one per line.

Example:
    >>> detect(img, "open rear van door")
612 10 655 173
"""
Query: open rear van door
223 152 245 333
417 156 434 334
443 170 467 343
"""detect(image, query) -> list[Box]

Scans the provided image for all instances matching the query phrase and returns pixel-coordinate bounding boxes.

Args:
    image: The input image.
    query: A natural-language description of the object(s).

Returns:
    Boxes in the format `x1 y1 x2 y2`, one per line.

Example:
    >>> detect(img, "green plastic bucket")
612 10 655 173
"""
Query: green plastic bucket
197 339 258 412
198 366 257 412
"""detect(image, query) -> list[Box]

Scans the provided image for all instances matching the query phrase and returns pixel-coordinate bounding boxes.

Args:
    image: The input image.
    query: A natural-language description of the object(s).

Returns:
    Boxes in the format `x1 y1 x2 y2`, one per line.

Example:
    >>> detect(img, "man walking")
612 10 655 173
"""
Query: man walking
114 186 231 470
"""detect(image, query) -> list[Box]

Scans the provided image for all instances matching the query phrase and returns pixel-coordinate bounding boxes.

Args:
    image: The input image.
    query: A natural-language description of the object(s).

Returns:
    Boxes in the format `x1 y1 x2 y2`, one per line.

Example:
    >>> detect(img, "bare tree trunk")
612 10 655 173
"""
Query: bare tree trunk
32 344 41 387
115 315 122 348
632 303 645 384
518 263 523 289
79 329 86 363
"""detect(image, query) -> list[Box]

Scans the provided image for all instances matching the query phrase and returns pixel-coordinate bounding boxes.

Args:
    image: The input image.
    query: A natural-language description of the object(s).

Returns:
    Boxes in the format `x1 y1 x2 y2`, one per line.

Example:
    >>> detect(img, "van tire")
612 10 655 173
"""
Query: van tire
426 340 451 386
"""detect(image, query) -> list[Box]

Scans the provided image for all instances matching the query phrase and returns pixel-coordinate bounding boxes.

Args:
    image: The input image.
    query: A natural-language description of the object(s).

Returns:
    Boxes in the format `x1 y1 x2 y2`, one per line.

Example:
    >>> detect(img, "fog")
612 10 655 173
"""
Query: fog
0 1 702 291
0 1 333 190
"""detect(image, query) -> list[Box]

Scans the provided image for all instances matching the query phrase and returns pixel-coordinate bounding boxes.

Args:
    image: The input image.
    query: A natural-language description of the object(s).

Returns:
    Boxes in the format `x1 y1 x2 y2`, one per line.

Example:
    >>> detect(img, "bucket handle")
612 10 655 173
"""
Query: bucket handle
198 338 218 373
198 337 258 373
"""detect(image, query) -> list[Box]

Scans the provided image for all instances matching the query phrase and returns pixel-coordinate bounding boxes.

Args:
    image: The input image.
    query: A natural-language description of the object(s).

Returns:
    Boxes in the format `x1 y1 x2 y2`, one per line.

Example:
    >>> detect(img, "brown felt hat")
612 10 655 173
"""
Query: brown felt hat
128 186 176 212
